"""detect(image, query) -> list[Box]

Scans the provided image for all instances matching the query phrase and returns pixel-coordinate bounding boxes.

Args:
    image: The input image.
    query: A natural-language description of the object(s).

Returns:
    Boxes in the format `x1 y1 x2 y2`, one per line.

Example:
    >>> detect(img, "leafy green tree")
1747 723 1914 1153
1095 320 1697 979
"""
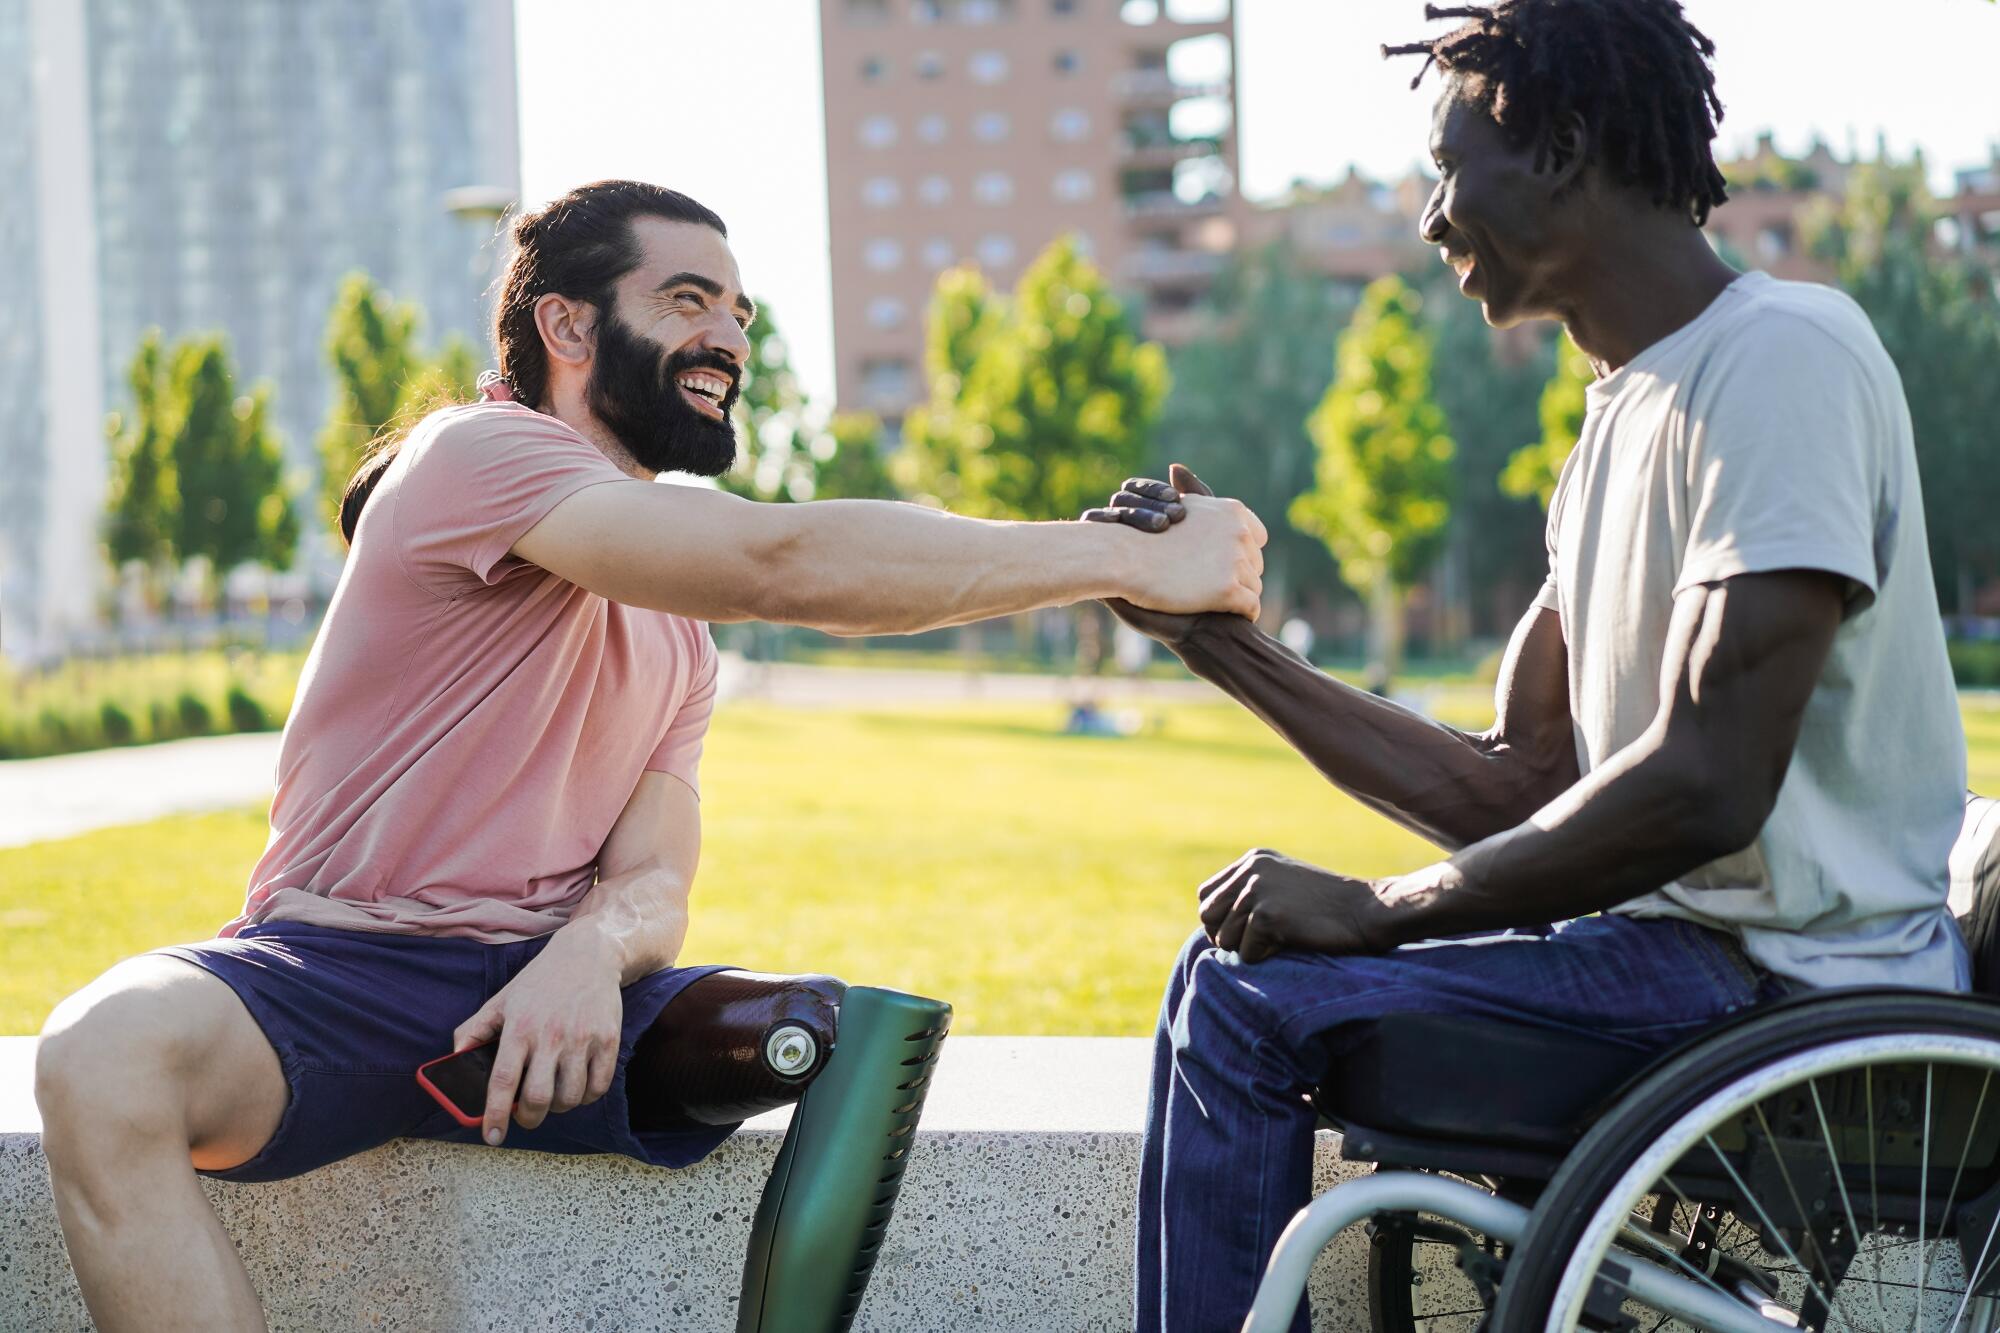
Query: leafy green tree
1500 330 1591 509
720 299 817 501
1292 275 1455 691
808 413 900 501
167 336 297 574
1153 242 1345 624
1426 285 1556 637
104 330 174 573
898 239 1168 522
1803 159 2000 612
317 273 477 530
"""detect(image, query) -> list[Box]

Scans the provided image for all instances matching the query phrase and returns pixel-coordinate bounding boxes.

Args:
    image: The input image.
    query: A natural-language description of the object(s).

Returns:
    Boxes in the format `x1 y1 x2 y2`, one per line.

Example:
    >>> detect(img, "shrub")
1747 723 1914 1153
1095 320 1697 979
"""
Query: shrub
99 701 137 746
1951 640 2000 689
224 684 267 733
176 691 213 737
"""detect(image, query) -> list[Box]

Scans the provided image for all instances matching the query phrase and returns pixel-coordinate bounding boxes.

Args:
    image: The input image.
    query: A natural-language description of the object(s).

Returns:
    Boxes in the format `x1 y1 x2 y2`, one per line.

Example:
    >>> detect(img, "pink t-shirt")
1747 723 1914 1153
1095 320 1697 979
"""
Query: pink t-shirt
225 402 718 942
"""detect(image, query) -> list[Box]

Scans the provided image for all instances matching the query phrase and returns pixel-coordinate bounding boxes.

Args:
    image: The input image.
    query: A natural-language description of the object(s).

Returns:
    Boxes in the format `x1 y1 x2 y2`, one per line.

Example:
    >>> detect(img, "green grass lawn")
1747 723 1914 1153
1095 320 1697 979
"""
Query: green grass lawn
5 693 1997 1037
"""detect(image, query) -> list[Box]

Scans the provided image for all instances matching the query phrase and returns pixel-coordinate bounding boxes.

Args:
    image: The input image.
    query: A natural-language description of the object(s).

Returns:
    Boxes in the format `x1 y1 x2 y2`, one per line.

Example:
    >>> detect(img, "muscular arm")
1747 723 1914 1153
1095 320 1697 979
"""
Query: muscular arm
1205 570 1848 961
1171 603 1578 851
1375 570 1846 941
512 480 1264 637
563 770 701 983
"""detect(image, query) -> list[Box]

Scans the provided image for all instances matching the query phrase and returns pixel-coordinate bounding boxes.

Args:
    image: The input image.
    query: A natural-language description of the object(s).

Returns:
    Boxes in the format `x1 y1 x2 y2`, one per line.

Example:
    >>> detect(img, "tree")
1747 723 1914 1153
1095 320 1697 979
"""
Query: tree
898 237 1168 523
317 273 475 530
1500 330 1591 510
720 299 818 501
166 336 297 575
1152 242 1345 626
104 330 174 574
807 413 899 501
1291 275 1455 692
1426 284 1556 639
1803 158 2000 613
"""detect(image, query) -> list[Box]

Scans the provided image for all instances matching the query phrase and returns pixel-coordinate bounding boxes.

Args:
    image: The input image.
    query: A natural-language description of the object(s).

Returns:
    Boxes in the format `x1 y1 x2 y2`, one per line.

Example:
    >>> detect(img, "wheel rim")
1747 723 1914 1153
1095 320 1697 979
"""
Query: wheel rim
1548 1033 2000 1333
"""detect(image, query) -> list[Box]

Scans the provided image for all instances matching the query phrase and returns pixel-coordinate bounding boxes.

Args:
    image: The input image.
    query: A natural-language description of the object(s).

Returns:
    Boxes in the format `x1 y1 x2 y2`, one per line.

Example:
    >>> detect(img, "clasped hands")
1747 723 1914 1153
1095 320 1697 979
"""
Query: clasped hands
1082 466 1406 963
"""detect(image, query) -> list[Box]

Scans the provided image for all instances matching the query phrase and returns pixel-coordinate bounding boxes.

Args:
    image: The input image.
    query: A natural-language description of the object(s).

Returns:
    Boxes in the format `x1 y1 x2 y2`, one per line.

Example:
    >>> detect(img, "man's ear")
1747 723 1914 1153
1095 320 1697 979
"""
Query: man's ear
1542 111 1590 193
533 293 595 372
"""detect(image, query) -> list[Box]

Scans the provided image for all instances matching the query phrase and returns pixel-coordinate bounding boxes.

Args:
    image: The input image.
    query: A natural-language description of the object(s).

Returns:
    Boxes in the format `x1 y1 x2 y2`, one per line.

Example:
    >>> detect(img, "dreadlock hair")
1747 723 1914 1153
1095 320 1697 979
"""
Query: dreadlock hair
1384 0 1729 226
337 180 729 545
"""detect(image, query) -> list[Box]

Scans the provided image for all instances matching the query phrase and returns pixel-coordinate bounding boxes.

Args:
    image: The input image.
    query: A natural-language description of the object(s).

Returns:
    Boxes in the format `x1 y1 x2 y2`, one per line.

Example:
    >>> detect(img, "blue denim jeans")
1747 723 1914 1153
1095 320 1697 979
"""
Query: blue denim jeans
1135 914 1784 1332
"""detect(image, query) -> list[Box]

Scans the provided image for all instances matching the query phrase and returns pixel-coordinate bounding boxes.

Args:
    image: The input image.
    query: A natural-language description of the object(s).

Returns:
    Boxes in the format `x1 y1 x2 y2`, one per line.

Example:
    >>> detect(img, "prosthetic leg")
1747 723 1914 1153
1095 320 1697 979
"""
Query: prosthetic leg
629 971 952 1332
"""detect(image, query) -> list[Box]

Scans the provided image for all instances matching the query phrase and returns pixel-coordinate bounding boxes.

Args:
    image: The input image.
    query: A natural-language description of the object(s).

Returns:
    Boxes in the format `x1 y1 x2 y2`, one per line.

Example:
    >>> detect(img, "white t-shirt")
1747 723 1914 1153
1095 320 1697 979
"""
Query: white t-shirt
1538 270 1968 990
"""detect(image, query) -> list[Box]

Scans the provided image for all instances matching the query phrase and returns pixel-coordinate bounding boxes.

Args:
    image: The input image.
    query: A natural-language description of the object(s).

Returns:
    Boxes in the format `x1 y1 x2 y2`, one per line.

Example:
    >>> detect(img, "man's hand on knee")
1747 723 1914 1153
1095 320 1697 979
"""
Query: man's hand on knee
452 930 624 1145
1198 849 1396 963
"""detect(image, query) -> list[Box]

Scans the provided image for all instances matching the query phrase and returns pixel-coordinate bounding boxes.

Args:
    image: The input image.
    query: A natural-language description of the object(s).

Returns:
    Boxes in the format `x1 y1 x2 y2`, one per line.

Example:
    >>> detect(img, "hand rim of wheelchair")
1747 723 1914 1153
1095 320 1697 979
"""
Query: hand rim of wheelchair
1491 992 2000 1333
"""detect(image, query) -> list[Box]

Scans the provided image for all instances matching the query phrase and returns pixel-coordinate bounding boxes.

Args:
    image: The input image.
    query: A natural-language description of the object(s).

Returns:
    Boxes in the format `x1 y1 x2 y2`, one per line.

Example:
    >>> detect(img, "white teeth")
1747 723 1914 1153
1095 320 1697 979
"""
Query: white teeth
677 372 728 401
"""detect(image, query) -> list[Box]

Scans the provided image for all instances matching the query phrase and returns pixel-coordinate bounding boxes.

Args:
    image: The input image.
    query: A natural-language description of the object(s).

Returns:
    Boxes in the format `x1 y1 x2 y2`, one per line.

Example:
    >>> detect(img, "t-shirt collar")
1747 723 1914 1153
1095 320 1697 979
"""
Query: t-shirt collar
1583 270 1770 407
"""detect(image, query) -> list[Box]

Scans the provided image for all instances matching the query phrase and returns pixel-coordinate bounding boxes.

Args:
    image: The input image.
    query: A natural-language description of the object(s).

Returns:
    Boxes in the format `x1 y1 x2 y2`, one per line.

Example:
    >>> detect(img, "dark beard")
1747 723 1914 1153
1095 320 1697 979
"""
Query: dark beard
586 312 741 478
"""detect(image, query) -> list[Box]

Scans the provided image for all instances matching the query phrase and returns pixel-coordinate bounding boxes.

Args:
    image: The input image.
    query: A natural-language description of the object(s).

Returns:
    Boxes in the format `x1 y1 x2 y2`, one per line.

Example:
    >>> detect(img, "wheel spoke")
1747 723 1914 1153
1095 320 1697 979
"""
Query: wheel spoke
1950 1206 2000 1333
1939 1070 1995 1333
1812 1075 1891 1333
1915 1065 1934 1333
1704 1133 1844 1319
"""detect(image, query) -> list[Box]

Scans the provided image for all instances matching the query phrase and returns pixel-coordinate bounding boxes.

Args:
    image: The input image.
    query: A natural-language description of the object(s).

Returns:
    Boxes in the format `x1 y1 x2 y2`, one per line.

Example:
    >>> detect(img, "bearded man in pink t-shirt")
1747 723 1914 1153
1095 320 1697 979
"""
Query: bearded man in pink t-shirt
34 180 1266 1331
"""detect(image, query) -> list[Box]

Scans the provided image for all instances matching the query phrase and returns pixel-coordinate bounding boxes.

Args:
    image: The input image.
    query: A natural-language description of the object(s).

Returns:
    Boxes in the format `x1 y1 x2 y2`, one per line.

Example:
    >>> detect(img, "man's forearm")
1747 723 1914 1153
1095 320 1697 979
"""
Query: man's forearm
1371 735 1747 945
557 866 691 985
750 500 1145 636
1172 614 1566 850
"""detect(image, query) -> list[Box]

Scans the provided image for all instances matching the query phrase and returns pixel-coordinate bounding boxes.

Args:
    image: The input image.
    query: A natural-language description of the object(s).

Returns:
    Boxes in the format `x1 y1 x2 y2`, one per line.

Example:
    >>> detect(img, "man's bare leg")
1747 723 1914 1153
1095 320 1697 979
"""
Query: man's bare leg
36 955 289 1333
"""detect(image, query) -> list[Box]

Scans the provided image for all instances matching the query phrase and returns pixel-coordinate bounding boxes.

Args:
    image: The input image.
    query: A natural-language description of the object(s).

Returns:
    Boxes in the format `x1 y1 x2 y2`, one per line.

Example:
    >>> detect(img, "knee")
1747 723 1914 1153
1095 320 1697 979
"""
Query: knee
36 977 189 1155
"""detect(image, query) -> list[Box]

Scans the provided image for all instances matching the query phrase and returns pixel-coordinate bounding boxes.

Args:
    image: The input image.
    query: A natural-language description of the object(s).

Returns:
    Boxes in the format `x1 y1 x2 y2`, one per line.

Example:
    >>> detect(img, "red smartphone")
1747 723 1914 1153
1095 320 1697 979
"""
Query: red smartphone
415 1044 498 1129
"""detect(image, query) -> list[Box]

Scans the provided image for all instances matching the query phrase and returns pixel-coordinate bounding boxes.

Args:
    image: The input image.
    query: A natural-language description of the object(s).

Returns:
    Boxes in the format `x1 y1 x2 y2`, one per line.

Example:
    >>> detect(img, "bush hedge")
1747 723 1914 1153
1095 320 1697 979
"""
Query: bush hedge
1952 640 2000 690
0 649 304 760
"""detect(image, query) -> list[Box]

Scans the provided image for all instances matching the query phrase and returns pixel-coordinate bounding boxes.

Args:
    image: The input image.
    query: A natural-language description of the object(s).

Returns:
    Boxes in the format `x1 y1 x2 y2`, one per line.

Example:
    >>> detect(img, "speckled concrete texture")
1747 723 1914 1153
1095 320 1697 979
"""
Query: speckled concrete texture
2 1037 1372 1330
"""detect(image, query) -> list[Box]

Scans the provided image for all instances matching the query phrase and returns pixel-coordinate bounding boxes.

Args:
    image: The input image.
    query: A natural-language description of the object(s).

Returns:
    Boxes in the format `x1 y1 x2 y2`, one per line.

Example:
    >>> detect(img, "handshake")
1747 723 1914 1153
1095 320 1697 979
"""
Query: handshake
1081 463 1264 643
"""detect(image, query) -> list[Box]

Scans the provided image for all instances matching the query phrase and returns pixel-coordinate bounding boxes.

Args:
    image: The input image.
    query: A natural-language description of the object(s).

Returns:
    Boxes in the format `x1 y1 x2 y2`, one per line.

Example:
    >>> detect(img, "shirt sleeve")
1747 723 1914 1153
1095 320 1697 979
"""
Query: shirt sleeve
392 404 630 597
646 628 719 795
1675 313 1886 616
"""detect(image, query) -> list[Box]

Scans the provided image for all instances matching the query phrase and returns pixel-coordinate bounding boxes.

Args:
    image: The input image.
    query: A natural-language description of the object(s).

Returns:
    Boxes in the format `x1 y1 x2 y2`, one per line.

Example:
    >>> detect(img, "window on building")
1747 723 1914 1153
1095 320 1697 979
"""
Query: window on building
1164 0 1229 19
864 238 904 271
867 297 908 330
912 0 944 22
862 357 913 402
1119 0 1159 22
961 0 1013 20
845 0 890 20
973 112 1011 143
860 114 897 148
918 174 952 205
921 236 955 267
1054 49 1082 75
915 50 944 79
860 56 887 82
976 234 1017 267
1051 107 1091 141
917 113 949 144
1053 168 1094 202
968 50 1009 84
863 177 902 208
1052 0 1080 14
974 171 1014 205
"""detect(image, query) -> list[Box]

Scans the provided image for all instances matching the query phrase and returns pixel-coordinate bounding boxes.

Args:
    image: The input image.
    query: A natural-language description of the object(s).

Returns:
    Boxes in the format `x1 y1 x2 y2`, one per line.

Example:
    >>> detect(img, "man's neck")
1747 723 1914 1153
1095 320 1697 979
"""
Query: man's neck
544 389 657 482
1551 215 1740 377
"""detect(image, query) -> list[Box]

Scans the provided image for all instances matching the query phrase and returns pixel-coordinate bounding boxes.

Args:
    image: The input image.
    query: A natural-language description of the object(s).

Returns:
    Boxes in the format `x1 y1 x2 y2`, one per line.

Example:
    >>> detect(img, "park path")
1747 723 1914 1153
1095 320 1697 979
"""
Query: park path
0 659 1219 849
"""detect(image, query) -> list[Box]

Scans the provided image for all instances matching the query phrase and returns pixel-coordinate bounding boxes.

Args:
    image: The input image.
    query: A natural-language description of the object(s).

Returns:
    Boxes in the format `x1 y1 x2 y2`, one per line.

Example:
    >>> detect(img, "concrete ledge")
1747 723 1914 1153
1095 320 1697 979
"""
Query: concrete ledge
1 1037 1372 1331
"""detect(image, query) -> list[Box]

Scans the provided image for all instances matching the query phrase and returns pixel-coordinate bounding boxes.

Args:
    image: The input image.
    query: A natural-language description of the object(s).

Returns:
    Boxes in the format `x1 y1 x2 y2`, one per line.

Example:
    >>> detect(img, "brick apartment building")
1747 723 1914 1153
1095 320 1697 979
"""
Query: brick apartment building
818 0 1242 437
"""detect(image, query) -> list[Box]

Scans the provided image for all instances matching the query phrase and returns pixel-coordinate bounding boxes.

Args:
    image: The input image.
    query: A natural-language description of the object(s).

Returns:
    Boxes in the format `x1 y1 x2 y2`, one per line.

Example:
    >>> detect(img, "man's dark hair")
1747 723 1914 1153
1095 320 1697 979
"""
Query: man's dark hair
1386 0 1729 226
338 180 728 544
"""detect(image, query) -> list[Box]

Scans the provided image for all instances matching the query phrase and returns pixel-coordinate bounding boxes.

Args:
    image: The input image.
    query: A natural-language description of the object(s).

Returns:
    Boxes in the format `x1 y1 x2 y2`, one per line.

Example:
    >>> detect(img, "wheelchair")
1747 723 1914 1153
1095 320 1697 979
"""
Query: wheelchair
1246 794 2000 1333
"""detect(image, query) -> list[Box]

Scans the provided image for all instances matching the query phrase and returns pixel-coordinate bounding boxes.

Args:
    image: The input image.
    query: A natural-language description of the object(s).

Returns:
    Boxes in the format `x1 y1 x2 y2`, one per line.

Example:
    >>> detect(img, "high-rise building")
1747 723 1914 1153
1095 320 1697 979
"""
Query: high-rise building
818 0 1241 435
2 0 520 663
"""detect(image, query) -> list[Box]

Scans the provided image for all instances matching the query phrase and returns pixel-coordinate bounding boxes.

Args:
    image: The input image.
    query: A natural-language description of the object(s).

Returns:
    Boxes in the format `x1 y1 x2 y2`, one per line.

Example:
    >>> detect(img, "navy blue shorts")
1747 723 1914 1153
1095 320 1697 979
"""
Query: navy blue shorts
156 922 737 1183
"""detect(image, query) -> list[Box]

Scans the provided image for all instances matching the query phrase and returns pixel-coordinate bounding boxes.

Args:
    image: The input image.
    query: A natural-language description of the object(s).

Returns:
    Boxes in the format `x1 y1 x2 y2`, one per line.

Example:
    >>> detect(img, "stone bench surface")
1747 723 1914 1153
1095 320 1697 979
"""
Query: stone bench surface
1 1036 1371 1331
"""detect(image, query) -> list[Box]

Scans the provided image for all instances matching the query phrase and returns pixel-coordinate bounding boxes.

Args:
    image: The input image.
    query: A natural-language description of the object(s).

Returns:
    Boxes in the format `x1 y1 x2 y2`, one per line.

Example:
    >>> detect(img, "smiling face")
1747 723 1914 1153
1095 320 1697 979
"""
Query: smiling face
586 216 755 477
1421 80 1579 328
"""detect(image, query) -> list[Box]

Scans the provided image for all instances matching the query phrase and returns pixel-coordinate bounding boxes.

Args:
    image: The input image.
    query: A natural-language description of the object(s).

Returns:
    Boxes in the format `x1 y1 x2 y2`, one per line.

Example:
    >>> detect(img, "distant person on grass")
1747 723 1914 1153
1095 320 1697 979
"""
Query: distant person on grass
1088 2 1969 1326
32 180 1266 1332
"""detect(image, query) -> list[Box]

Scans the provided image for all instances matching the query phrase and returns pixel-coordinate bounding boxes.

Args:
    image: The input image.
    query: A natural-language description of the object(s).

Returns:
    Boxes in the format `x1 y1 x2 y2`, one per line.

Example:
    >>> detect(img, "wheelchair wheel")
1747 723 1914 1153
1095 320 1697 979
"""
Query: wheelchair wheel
1367 1192 1505 1332
1491 992 2000 1333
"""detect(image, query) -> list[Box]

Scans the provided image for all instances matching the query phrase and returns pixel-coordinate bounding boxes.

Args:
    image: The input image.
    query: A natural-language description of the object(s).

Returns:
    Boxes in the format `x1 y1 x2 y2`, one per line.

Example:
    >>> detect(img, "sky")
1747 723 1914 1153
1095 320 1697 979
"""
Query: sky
515 0 2000 404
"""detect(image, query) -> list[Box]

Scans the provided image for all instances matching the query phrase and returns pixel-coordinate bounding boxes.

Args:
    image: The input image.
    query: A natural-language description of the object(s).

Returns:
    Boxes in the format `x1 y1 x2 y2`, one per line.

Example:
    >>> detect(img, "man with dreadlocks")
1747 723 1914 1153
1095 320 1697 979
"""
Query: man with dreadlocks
1087 2 1969 1325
